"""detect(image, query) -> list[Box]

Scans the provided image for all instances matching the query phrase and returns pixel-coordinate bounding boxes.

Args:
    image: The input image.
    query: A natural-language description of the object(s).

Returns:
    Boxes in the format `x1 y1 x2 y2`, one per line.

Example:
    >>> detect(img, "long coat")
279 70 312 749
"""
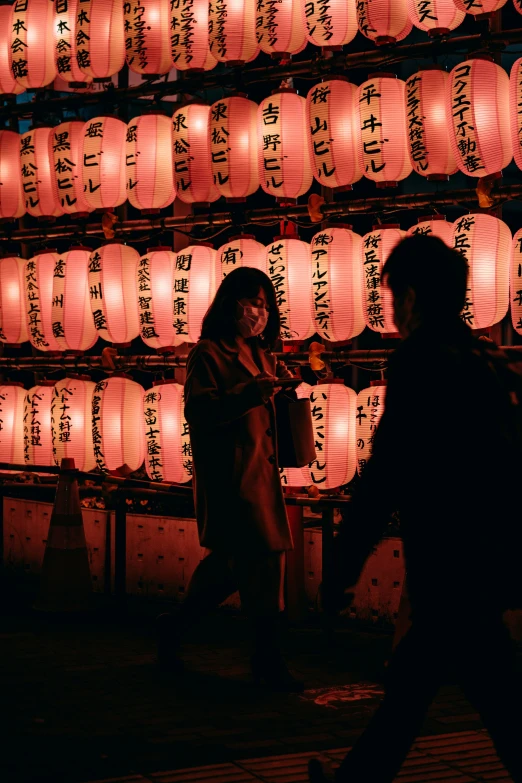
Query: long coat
184 336 294 554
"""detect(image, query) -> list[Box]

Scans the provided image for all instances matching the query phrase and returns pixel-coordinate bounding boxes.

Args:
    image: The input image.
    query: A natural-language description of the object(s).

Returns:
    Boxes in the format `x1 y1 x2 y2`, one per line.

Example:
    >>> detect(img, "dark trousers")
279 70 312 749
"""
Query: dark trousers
336 615 522 783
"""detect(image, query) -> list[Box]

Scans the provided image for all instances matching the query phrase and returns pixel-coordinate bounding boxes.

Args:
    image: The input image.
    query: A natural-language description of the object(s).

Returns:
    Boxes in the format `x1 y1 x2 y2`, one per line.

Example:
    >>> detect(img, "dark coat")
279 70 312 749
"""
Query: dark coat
184 336 294 554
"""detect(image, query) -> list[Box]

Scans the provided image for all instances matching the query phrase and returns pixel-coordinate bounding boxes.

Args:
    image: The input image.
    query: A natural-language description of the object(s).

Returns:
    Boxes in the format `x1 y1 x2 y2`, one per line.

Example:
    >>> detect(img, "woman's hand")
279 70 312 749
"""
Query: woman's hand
253 372 280 401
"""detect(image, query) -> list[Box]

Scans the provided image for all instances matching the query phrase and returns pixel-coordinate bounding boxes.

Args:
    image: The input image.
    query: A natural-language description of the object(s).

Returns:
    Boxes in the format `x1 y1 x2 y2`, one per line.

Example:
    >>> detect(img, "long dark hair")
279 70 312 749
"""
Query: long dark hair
201 267 281 349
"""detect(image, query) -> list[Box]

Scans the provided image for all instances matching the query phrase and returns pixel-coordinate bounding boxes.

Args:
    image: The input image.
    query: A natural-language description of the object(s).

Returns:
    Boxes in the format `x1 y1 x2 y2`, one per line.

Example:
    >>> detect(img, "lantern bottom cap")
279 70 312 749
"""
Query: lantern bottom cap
225 197 247 204
375 36 396 46
93 77 113 83
426 174 450 182
427 28 450 37
375 181 398 189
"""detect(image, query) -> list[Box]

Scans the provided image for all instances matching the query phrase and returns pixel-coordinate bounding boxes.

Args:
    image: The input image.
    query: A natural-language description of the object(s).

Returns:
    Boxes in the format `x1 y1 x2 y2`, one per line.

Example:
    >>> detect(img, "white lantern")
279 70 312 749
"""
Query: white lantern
143 382 192 483
356 382 386 475
51 377 96 472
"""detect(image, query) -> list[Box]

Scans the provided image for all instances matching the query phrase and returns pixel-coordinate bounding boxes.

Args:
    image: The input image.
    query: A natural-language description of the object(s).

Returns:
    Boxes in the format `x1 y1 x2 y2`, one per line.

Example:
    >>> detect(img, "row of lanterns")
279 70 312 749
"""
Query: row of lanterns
2 58 522 220
0 376 386 487
0 214 518 353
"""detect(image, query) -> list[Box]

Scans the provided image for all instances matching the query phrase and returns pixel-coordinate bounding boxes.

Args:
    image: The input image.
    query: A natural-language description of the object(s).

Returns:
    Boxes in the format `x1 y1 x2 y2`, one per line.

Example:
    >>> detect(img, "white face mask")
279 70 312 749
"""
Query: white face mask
237 303 269 338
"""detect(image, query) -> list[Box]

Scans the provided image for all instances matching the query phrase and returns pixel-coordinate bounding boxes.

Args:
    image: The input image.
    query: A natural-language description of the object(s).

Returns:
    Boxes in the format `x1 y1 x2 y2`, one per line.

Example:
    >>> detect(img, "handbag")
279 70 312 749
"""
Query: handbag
274 389 316 468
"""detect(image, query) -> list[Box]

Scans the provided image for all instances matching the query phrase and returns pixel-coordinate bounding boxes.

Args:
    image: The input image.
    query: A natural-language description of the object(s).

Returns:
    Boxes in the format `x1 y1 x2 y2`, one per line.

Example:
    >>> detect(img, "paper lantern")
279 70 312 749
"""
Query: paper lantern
357 75 412 187
54 0 92 83
407 0 464 33
510 58 522 172
10 0 56 89
452 213 510 330
408 215 453 245
362 225 406 333
303 0 357 48
173 104 219 204
170 0 217 71
52 121 91 216
356 382 386 475
310 226 365 343
25 252 62 352
137 248 176 349
0 7 24 95
20 128 62 218
124 0 172 75
51 248 97 352
74 0 125 80
210 96 259 199
453 0 507 15
143 382 192 483
24 383 55 467
0 256 28 345
266 236 313 341
510 230 522 335
82 116 126 211
256 0 306 57
306 78 363 190
448 58 511 178
218 235 266 276
208 0 258 64
0 384 25 467
515 0 522 14
88 244 140 345
51 377 96 472
172 244 219 344
356 0 412 45
258 91 312 201
404 68 457 180
125 114 175 212
91 376 145 472
0 131 24 219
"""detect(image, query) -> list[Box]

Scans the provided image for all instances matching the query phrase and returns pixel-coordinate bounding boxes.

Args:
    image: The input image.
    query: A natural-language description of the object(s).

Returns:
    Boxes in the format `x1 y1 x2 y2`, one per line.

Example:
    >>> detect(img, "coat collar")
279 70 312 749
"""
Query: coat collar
218 336 274 377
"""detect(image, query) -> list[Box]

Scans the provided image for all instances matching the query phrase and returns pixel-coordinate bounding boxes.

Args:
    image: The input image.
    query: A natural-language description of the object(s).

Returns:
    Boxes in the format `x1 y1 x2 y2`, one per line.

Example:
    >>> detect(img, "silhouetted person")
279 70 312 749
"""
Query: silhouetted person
310 234 522 782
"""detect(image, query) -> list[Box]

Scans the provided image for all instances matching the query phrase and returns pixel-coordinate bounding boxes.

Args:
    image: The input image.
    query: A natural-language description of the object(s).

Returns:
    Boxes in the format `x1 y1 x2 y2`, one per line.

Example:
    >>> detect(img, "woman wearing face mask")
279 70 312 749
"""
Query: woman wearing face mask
156 266 303 691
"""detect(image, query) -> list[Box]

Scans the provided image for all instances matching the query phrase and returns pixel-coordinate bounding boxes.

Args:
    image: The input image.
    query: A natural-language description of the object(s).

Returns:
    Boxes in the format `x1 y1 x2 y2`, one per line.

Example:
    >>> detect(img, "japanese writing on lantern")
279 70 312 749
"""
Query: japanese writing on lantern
51 385 74 457
143 390 163 481
461 0 482 9
55 0 74 76
304 0 334 44
11 0 29 82
413 0 438 25
453 215 475 326
515 64 522 151
309 389 327 484
23 389 44 460
210 101 230 187
20 132 40 211
137 256 159 342
356 0 375 38
173 112 194 193
267 242 295 340
220 243 243 275
171 0 197 67
180 401 192 478
209 0 228 59
88 251 107 333
0 391 6 433
260 98 283 191
513 235 522 333
311 232 333 340
51 255 67 342
125 124 139 192
451 63 484 175
25 259 49 349
308 85 336 181
411 223 432 236
54 128 79 209
91 380 107 470
405 75 428 174
356 389 385 474
124 0 148 72
256 0 281 48
83 120 103 196
172 252 191 339
76 0 92 72
363 232 384 330
359 82 387 176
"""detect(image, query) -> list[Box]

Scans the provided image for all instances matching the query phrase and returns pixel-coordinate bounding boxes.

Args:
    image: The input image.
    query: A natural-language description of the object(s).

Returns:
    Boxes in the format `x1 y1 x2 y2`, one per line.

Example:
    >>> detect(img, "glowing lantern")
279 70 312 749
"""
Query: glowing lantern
448 58 511 178
51 377 96 472
0 384 25 467
91 376 145 472
52 121 91 216
404 68 457 180
356 0 412 45
82 117 126 211
172 104 219 204
51 248 97 352
0 7 24 95
143 382 192 483
20 128 62 219
306 79 363 190
452 213 510 330
0 256 28 345
54 0 92 84
303 0 357 48
171 0 217 71
356 382 386 475
256 0 306 57
172 244 219 344
74 0 125 80
357 75 412 188
453 0 507 15
407 0 464 33
510 58 522 172
0 131 24 219
510 229 522 335
124 0 172 75
210 96 259 199
137 248 176 350
25 252 62 352
265 236 313 341
310 226 365 343
258 91 312 202
10 0 56 89
88 244 140 345
218 235 266 277
362 225 406 334
208 0 258 64
408 215 453 245
125 114 175 212
24 383 55 467
515 0 522 14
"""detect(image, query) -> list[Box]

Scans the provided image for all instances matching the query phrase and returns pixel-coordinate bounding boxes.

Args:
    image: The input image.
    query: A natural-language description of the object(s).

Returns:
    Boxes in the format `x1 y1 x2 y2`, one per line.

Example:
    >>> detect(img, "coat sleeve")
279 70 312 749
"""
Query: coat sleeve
184 343 265 428
275 358 295 381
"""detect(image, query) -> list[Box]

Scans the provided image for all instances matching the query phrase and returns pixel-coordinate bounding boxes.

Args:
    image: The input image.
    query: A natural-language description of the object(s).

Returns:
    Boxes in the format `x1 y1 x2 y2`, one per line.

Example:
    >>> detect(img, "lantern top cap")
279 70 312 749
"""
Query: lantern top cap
371 223 401 231
152 379 180 387
174 99 209 111
146 246 173 253
68 245 90 252
191 242 214 249
0 382 24 388
415 65 447 73
320 222 353 231
35 381 57 387
62 374 92 382
466 54 494 63
228 234 256 241
274 234 300 242
367 72 396 80
270 88 298 96
370 379 387 387
417 215 446 222
32 248 58 255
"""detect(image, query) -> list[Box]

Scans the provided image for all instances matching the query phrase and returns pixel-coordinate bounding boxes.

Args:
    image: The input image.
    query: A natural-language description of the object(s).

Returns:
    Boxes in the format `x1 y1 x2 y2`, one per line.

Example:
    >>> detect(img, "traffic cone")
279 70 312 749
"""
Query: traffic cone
34 457 92 613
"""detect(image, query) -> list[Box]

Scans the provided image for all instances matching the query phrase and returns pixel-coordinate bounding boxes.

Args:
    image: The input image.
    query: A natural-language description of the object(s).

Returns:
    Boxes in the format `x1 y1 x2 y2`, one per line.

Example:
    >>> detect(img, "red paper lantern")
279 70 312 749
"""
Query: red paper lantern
20 128 62 219
510 57 522 171
124 0 172 75
88 244 140 345
208 0 258 64
310 226 365 343
218 235 266 277
306 79 363 190
362 225 406 333
210 96 259 199
256 0 306 57
10 0 56 89
448 58 512 178
0 384 25 467
51 248 98 352
0 131 24 219
0 7 24 95
82 116 126 211
0 256 28 345
356 382 386 475
24 383 55 467
171 0 217 71
52 121 92 216
126 114 175 212
91 376 145 472
74 0 125 80
453 0 507 15
172 104 219 204
137 249 176 349
357 75 412 187
54 0 92 84
356 0 412 45
172 244 219 344
510 229 522 335
407 0 464 33
405 68 457 180
258 91 312 201
266 236 313 341
408 215 453 245
25 252 62 352
143 382 192 483
51 377 96 472
303 0 357 48
452 213 511 330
